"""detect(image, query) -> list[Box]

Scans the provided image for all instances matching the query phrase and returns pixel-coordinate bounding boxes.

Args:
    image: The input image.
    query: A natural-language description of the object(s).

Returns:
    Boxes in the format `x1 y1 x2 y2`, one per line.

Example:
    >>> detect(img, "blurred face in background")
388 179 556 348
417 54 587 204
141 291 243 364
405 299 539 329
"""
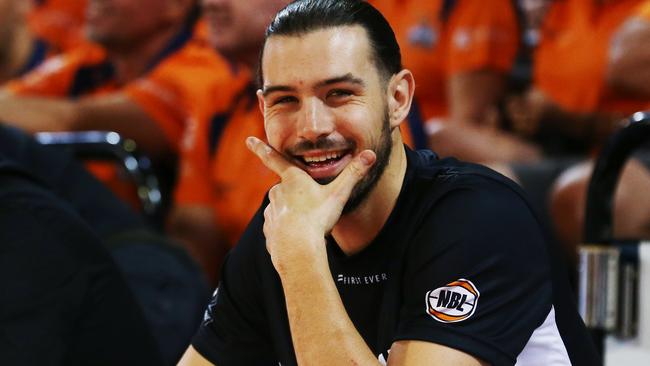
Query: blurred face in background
201 0 290 65
86 0 189 49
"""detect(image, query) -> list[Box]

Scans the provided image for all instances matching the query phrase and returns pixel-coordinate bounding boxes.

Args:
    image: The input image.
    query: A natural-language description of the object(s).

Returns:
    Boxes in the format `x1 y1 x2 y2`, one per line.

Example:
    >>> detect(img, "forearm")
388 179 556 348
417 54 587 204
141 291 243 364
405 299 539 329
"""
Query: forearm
0 94 77 132
278 248 379 365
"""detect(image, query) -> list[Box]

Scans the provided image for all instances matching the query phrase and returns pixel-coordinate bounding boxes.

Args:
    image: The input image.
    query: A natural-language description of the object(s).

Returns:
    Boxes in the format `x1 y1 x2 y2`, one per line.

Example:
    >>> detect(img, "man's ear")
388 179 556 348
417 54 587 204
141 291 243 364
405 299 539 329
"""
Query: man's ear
386 69 415 129
257 89 265 115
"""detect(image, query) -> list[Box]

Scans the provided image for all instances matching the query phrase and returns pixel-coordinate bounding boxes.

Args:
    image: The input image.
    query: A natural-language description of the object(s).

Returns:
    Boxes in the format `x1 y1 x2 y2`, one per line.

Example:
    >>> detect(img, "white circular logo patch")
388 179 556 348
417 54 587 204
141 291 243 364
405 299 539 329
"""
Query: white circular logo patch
425 279 480 323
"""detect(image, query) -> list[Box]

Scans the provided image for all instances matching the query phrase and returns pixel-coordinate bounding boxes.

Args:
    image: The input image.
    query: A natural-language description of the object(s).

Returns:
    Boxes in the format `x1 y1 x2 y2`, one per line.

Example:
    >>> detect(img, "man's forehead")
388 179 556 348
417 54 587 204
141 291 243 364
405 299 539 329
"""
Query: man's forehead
261 25 377 86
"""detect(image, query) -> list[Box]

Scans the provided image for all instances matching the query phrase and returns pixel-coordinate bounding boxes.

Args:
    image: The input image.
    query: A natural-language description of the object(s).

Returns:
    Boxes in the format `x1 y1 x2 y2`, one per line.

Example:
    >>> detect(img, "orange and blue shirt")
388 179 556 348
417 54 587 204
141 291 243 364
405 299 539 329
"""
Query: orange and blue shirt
534 0 646 115
371 0 520 125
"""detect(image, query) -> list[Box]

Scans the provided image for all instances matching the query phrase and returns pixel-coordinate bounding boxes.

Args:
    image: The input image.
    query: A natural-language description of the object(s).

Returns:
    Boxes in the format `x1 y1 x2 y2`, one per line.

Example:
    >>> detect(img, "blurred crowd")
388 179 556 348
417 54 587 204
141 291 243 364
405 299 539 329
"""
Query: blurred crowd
2 0 650 364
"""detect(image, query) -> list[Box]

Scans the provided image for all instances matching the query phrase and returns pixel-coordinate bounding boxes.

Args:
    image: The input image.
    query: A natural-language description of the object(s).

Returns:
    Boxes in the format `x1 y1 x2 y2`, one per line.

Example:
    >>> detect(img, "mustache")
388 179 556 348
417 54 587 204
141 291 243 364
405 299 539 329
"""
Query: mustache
286 136 356 155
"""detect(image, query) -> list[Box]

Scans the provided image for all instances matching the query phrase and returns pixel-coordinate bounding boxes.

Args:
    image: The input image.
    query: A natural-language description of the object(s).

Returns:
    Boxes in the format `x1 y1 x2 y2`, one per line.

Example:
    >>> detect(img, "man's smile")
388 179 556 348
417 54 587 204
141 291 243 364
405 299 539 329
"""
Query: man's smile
291 149 354 182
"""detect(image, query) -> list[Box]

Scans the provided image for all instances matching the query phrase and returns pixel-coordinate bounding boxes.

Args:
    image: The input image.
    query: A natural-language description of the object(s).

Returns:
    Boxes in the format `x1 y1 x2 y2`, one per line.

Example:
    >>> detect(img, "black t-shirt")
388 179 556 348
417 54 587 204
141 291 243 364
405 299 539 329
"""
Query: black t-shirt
0 160 163 366
192 147 600 366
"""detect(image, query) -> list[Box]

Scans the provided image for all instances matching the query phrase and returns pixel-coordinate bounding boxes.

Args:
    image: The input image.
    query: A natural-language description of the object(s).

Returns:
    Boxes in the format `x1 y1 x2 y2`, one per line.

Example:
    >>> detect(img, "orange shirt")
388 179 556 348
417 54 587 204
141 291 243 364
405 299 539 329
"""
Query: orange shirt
534 0 645 114
176 75 274 246
6 33 235 152
371 0 519 121
639 0 650 19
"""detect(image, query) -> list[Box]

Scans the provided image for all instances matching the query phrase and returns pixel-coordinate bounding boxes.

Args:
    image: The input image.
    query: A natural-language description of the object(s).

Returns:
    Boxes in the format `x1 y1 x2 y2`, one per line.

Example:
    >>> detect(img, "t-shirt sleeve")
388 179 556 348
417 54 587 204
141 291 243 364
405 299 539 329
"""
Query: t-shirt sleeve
445 0 520 76
394 182 552 365
191 208 277 365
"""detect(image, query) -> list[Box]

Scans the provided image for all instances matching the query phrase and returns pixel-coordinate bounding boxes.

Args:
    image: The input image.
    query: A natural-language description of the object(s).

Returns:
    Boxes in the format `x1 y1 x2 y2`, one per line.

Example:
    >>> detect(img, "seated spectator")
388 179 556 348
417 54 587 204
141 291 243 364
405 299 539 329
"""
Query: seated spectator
371 0 542 164
549 0 650 261
507 0 645 153
0 149 163 366
168 0 291 283
0 0 235 162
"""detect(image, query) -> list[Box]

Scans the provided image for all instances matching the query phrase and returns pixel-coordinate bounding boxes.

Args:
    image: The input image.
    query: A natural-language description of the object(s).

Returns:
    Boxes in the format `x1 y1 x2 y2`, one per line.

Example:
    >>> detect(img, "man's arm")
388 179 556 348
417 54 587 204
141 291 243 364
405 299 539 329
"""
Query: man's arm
389 341 488 365
0 92 172 160
178 346 215 366
607 17 650 98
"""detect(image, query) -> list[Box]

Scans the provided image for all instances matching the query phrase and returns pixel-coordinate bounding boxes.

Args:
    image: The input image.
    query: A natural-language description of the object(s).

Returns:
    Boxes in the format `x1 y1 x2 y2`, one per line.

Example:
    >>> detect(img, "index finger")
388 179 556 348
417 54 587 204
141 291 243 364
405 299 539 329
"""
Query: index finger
246 136 299 179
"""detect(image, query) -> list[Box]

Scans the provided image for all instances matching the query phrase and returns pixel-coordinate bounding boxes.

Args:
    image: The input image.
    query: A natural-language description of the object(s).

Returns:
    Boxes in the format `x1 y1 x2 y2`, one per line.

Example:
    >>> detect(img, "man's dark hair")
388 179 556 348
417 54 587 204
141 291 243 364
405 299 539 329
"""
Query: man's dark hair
257 0 402 87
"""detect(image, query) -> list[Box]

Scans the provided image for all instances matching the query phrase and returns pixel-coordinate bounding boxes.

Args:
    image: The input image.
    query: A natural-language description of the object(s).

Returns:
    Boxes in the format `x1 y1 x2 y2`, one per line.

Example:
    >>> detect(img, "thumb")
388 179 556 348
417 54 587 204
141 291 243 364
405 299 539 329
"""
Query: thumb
329 150 376 203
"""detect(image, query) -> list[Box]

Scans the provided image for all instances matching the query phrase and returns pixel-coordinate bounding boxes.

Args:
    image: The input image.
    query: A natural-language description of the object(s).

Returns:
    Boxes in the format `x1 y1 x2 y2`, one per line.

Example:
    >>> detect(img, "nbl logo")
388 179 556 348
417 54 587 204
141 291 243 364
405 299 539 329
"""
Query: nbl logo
425 279 479 323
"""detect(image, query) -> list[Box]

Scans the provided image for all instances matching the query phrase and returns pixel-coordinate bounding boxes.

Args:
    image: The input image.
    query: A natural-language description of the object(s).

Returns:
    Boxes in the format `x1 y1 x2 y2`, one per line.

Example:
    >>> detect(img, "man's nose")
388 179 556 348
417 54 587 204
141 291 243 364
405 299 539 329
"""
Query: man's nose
297 97 335 141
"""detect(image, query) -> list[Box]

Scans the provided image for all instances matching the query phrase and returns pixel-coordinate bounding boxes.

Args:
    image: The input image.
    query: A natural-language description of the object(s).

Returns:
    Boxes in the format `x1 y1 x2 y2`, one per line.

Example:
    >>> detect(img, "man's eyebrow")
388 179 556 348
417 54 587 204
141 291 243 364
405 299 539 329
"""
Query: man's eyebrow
262 85 296 98
262 74 366 97
316 73 366 88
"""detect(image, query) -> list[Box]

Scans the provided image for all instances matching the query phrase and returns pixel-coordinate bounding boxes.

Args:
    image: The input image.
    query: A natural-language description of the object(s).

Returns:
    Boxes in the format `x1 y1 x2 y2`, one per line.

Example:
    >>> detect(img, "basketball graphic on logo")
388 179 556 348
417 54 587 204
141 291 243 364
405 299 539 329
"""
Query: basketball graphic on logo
425 279 480 323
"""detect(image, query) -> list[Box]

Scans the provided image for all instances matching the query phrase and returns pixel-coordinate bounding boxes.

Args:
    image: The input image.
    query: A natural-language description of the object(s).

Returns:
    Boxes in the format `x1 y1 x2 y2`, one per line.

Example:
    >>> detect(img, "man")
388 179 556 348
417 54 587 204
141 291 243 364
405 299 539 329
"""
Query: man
179 1 599 365
169 0 422 282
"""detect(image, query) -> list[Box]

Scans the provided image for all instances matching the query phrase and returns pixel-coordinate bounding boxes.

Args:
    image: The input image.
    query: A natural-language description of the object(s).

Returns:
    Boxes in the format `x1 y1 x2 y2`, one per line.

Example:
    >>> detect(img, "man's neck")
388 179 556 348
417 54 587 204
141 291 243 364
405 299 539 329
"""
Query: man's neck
107 24 186 85
0 23 33 84
331 133 408 256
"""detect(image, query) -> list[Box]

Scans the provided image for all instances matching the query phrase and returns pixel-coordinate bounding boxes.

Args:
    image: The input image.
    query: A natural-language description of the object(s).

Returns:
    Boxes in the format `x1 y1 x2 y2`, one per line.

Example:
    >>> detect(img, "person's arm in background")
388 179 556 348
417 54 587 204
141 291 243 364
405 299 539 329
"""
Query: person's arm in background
0 92 172 160
608 15 650 98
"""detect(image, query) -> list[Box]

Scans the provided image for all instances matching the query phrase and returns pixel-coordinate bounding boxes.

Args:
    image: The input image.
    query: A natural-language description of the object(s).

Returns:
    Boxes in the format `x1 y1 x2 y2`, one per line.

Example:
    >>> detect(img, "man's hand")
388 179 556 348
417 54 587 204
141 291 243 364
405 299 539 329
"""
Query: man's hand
246 136 376 274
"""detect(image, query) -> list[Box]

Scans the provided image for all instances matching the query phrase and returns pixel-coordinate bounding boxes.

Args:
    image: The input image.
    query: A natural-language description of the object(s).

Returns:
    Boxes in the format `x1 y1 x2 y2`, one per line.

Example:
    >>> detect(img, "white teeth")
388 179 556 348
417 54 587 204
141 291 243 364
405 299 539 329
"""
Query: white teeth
303 151 342 163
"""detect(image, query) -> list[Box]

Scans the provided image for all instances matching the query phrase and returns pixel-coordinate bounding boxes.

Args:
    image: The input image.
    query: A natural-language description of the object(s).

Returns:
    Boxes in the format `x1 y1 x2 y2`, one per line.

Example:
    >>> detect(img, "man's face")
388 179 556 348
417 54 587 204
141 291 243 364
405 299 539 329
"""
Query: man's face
86 0 179 47
201 0 289 62
259 26 394 213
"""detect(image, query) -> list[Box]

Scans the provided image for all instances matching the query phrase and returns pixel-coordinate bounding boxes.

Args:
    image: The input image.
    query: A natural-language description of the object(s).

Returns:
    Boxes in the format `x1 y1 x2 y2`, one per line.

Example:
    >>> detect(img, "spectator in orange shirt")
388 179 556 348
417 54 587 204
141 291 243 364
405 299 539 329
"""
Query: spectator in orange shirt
167 0 292 283
507 0 645 152
168 0 426 283
371 0 541 164
0 0 56 84
0 0 235 163
549 0 650 259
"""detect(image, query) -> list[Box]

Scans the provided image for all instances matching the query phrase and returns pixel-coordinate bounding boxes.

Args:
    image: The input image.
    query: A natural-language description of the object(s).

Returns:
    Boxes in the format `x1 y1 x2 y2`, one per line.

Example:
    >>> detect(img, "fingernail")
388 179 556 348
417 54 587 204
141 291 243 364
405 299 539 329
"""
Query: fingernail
360 151 374 166
246 137 255 149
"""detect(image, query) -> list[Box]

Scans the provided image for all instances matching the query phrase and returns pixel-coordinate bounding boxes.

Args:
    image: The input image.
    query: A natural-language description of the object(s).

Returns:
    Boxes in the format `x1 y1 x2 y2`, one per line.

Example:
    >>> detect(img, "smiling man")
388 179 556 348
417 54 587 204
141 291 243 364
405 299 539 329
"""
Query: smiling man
179 1 599 365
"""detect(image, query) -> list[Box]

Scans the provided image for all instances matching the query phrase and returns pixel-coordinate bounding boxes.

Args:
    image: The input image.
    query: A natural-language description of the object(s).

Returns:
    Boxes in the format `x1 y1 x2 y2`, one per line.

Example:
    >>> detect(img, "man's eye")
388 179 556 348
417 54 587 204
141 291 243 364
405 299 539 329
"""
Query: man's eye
327 89 353 98
272 96 298 105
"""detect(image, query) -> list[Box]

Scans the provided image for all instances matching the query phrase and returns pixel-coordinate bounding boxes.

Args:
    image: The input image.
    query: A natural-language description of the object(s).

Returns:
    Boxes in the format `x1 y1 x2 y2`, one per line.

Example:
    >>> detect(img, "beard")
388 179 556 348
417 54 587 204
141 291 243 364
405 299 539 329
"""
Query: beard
342 109 393 215
284 108 394 215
